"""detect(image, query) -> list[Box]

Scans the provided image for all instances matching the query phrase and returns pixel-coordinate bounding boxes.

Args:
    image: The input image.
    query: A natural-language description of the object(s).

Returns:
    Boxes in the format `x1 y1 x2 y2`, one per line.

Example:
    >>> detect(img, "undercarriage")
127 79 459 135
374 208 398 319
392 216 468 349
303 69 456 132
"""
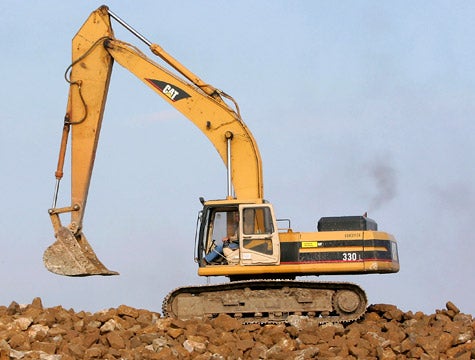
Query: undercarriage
163 280 367 324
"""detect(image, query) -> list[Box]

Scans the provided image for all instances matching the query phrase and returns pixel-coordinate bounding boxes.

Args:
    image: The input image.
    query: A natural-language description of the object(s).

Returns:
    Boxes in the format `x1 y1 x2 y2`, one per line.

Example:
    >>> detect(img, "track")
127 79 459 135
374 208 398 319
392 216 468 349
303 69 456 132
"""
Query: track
162 280 367 324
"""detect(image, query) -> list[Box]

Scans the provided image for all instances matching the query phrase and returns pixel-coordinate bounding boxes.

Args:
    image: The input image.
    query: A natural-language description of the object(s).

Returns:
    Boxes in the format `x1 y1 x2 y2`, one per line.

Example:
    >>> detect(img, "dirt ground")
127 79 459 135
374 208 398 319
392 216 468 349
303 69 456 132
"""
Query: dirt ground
0 298 473 359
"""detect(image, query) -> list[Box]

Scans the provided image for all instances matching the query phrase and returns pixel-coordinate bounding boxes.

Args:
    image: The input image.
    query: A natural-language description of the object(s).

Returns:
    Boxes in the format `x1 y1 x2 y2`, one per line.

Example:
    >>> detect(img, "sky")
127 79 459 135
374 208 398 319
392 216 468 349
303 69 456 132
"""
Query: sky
1 1 474 316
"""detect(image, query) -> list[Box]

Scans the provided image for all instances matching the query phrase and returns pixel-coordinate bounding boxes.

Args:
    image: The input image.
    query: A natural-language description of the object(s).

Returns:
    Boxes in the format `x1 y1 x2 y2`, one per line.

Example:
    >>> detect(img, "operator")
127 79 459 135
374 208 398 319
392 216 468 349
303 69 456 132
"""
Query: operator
205 212 239 263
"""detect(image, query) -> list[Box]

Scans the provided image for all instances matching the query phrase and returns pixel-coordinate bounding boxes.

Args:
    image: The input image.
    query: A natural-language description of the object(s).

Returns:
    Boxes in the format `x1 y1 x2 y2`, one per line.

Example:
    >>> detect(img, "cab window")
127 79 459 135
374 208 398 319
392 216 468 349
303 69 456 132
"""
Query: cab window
242 207 274 255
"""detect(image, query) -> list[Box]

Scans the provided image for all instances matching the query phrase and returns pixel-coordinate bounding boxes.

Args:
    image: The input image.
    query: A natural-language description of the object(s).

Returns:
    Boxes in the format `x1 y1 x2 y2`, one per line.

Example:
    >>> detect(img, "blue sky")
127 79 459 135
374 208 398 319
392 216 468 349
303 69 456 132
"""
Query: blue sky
1 1 474 316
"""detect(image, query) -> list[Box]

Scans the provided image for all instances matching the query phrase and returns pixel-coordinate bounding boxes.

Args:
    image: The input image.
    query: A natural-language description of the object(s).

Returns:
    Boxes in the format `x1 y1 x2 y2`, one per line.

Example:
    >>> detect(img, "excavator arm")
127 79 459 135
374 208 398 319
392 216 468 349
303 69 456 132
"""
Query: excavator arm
45 6 263 276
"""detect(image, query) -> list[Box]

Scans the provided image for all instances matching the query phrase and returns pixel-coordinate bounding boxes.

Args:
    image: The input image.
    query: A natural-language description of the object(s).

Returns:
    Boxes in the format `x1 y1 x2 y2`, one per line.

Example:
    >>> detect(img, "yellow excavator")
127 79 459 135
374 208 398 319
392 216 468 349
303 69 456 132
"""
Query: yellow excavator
45 6 399 323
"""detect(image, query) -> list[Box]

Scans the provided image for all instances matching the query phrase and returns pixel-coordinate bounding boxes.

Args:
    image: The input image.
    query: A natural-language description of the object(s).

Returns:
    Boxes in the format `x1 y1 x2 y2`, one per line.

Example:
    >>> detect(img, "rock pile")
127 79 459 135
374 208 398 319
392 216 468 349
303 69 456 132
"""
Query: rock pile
0 298 473 359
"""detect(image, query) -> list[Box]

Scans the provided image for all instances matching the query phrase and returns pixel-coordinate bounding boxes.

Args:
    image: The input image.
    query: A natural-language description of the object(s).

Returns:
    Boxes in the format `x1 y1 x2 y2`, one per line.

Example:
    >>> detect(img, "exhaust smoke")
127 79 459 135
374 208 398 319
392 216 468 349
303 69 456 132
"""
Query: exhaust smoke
367 158 397 211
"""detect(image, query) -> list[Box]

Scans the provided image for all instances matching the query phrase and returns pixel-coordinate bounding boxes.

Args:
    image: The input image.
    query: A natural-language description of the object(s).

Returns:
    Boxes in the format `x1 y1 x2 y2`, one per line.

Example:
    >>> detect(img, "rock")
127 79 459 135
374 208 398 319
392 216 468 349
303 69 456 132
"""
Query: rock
106 331 126 349
447 301 460 314
317 324 337 342
299 333 319 345
31 297 44 310
117 304 140 319
100 318 118 333
0 297 473 359
211 314 241 332
6 302 20 316
84 345 104 359
246 344 266 359
82 329 100 348
31 340 57 353
8 333 30 350
167 327 184 339
183 338 207 354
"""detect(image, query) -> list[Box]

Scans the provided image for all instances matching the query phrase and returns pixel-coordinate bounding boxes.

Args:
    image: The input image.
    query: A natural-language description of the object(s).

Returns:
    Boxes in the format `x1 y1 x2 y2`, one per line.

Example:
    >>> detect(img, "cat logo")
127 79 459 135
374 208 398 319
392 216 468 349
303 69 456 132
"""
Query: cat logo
146 79 191 102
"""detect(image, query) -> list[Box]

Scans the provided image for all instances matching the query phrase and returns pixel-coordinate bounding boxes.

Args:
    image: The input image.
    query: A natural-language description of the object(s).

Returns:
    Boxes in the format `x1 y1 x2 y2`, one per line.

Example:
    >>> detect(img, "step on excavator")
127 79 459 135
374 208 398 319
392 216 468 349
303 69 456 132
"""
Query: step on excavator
44 6 399 324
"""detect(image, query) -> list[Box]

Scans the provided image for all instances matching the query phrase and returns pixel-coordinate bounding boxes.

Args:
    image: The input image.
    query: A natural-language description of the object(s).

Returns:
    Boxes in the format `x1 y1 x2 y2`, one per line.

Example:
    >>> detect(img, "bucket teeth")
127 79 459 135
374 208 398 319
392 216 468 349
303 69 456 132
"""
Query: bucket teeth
43 227 118 276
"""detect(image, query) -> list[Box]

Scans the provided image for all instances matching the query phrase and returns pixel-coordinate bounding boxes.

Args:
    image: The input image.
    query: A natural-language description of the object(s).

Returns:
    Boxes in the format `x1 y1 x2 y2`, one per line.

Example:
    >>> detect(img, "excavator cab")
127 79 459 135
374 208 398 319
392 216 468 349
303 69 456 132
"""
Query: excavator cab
197 201 280 269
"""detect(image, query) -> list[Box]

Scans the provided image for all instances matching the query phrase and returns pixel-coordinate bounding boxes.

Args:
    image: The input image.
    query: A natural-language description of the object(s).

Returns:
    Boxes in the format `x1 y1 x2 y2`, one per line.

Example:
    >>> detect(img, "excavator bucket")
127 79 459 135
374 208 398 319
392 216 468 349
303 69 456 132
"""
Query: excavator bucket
43 227 118 276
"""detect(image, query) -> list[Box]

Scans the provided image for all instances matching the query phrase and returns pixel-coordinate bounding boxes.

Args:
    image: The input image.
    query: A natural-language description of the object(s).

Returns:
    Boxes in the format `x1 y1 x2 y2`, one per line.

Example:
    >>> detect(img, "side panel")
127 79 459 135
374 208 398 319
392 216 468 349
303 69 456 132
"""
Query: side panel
362 231 399 272
297 231 365 266
278 230 399 274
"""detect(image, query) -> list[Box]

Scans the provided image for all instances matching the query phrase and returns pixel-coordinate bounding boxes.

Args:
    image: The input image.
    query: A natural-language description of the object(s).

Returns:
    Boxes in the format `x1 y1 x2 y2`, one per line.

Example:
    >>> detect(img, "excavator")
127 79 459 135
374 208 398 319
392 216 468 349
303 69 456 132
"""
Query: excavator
44 6 399 324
